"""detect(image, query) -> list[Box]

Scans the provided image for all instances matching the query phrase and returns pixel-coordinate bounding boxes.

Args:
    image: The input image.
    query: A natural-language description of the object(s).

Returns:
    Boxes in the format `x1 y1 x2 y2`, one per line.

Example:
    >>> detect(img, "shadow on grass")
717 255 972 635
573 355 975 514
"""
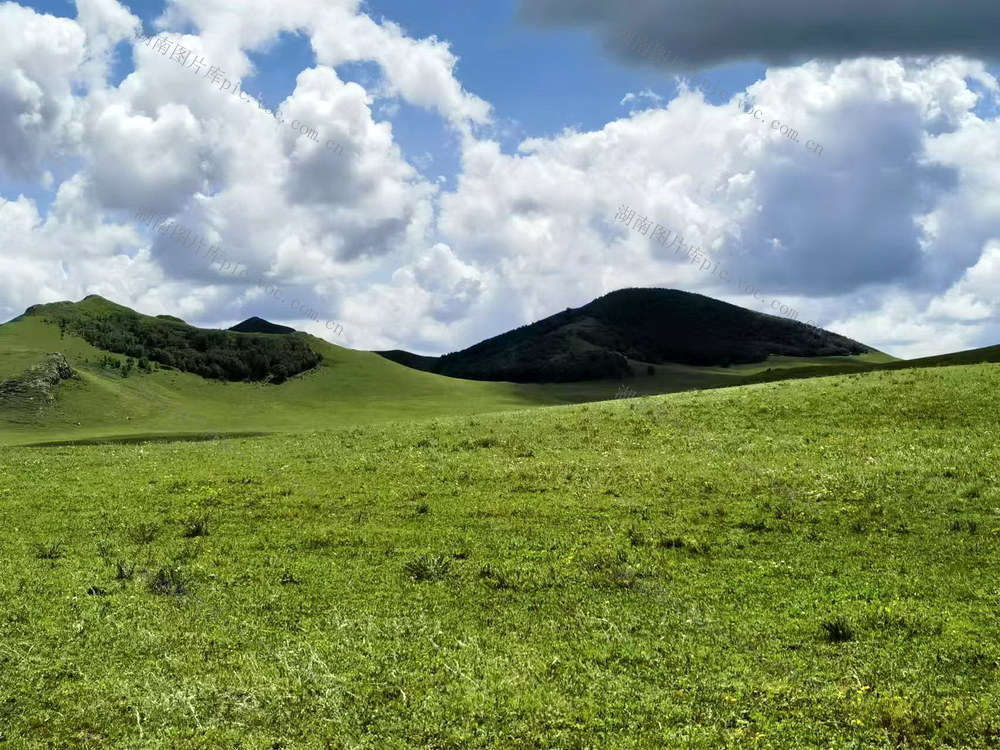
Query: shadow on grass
21 431 270 448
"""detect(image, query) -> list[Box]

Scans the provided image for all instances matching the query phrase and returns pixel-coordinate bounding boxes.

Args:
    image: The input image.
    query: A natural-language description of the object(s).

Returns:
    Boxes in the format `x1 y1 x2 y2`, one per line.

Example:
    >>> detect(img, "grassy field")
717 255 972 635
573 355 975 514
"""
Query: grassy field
1 362 998 748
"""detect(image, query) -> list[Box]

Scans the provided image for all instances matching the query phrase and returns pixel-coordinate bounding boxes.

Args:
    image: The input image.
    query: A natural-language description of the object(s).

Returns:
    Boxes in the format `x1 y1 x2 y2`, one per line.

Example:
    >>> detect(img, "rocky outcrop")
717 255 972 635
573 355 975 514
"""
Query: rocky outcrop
0 353 77 410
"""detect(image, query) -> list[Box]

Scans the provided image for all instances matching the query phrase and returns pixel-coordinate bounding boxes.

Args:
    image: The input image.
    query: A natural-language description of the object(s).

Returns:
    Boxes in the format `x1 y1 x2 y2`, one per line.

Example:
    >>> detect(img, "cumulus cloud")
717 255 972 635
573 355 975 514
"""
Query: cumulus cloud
518 0 1000 69
0 3 85 177
0 0 998 363
0 0 454 341
434 56 1000 354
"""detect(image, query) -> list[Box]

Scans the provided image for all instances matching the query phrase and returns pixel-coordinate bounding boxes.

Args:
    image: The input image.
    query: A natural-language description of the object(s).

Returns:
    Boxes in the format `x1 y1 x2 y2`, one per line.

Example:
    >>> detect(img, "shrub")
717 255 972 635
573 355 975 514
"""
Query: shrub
51 304 321 383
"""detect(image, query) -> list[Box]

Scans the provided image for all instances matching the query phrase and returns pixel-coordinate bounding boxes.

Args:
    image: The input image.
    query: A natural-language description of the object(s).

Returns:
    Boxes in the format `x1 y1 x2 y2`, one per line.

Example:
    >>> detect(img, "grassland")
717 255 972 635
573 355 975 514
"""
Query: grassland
1 362 998 748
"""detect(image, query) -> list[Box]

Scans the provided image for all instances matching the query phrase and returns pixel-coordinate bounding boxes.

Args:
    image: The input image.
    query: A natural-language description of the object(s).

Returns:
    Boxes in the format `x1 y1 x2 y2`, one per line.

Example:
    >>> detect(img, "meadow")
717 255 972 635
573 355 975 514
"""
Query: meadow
1 362 998 748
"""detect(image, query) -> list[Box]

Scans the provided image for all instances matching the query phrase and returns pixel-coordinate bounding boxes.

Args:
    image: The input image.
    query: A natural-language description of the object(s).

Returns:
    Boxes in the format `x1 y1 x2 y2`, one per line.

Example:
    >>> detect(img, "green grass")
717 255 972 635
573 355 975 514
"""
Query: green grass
1 363 998 747
744 344 1000 387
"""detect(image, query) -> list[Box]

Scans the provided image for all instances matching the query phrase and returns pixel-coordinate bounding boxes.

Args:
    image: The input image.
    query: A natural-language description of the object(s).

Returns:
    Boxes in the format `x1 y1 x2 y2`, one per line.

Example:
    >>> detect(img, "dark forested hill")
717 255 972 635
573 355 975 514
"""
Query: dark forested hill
20 296 321 383
377 288 874 383
229 317 297 335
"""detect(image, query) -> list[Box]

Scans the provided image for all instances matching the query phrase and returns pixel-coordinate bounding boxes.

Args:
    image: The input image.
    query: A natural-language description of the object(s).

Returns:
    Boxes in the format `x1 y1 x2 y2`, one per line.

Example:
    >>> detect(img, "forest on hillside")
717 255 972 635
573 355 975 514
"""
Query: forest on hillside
48 309 321 383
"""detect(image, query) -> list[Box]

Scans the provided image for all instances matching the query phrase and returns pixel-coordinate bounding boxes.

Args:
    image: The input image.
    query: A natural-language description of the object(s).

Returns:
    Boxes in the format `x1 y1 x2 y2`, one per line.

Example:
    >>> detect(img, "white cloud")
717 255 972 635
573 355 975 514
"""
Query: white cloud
431 57 1000 357
0 0 997 365
0 2 85 177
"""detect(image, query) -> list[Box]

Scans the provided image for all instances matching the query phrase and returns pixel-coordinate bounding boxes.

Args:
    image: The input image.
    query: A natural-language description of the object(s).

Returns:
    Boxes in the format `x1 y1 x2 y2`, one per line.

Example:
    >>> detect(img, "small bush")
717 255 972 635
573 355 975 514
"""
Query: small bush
821 616 855 643
414 502 430 516
403 554 452 582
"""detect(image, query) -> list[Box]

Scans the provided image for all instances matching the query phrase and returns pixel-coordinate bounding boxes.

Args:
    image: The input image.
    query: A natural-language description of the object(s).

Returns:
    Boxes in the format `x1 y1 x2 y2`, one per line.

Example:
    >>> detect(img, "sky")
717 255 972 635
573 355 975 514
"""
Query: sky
0 0 998 359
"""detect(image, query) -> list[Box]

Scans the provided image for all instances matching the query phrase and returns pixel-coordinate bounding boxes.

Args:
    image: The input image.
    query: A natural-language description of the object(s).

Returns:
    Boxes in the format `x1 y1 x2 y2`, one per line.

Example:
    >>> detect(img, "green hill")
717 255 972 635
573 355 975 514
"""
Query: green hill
24 296 320 383
0 297 581 446
1 293 896 446
377 287 879 382
1 361 997 747
17 293 998 449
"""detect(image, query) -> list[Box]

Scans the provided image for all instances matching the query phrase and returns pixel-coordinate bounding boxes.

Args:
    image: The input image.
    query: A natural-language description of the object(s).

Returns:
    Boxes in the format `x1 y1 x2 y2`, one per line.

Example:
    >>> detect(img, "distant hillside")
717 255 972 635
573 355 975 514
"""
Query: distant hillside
21 296 321 384
229 317 297 335
744 343 1000 386
374 349 438 372
378 288 874 383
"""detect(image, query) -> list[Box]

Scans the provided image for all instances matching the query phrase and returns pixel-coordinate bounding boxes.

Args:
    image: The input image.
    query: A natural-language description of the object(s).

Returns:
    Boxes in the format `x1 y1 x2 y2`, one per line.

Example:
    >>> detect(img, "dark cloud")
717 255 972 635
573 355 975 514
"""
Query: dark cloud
518 0 1000 69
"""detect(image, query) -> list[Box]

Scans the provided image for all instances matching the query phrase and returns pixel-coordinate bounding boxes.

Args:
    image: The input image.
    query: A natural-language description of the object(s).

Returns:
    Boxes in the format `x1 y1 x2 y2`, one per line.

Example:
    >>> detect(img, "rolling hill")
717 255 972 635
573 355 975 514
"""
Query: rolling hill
376 287 880 382
0 296 576 445
6 290 994 447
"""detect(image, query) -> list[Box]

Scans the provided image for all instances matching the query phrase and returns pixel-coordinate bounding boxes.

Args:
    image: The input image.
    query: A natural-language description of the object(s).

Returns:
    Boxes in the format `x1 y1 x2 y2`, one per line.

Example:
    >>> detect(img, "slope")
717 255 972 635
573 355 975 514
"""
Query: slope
0 297 578 445
743 343 1000 386
377 287 882 383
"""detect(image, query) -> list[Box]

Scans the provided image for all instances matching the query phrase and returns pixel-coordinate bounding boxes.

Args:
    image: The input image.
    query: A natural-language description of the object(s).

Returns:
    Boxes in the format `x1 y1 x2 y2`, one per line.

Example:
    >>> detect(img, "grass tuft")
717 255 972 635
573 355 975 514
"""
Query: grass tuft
128 522 159 545
180 515 210 538
35 542 64 560
146 566 189 596
820 616 855 643
403 554 452 582
114 560 136 581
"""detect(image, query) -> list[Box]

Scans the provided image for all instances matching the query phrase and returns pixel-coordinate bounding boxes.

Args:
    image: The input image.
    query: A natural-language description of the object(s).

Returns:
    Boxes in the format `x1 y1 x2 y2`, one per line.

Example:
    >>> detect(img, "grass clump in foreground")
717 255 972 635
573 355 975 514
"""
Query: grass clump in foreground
0 363 999 748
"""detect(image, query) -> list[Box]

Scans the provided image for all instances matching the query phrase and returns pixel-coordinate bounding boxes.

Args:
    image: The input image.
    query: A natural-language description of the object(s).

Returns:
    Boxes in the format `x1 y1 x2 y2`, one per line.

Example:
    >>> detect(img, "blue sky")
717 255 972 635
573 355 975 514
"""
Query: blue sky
89 0 767 191
1 0 999 359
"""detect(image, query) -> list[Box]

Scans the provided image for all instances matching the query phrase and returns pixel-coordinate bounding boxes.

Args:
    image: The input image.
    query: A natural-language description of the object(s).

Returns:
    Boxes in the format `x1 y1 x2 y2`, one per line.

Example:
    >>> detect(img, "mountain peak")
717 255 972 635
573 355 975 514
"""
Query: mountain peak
229 317 296 335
